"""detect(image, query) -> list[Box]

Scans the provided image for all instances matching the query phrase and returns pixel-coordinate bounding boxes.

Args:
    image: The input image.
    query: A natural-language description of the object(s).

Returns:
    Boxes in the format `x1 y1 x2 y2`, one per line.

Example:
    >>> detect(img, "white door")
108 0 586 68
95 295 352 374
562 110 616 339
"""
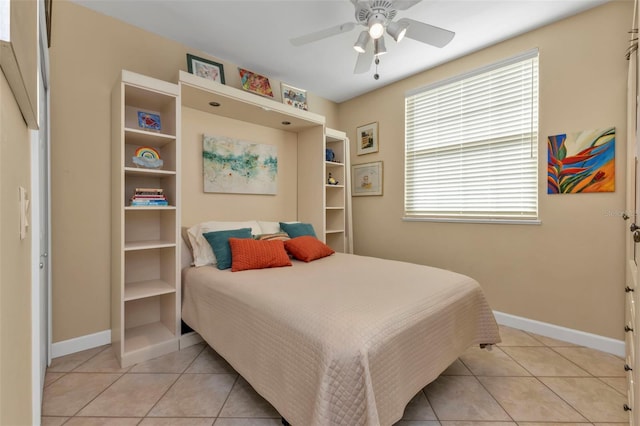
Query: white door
32 3 51 416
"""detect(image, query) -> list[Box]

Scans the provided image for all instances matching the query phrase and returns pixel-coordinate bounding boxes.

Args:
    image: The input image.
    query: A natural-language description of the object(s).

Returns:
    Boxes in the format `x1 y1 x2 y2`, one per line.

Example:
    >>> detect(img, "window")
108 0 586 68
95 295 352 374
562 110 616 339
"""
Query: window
404 49 539 222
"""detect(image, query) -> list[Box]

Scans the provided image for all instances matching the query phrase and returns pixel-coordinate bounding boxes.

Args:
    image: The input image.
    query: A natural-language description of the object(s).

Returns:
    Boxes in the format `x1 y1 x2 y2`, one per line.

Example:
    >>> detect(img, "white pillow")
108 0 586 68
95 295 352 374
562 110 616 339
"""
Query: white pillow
187 220 261 267
257 221 282 234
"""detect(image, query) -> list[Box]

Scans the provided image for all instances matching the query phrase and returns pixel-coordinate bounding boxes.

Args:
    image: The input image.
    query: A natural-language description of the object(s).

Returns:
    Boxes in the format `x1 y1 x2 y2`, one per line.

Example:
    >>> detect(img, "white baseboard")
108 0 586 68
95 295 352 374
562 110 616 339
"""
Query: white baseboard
493 311 625 357
180 331 203 349
51 329 111 359
51 329 204 359
51 313 626 359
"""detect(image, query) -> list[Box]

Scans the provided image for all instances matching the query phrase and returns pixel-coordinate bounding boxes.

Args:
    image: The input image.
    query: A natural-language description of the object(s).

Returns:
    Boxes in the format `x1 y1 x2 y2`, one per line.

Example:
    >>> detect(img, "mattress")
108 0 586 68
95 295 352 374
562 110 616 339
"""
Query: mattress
181 252 500 426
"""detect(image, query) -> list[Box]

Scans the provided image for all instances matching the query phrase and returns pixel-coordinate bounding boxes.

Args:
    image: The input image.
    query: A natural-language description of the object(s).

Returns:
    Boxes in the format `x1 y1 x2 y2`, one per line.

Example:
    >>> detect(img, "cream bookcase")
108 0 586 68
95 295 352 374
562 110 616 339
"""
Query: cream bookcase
111 70 181 367
325 128 353 253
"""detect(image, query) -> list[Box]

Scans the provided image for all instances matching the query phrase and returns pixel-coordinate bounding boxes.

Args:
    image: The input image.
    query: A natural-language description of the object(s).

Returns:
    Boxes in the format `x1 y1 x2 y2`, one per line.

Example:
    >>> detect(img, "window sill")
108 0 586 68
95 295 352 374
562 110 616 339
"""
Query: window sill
402 216 542 225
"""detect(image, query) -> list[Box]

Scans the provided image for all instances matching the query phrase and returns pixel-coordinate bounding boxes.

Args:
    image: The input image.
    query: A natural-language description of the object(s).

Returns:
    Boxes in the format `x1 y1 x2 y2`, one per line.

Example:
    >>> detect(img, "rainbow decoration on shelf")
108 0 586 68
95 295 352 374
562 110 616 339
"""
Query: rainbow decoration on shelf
134 146 160 160
132 146 163 169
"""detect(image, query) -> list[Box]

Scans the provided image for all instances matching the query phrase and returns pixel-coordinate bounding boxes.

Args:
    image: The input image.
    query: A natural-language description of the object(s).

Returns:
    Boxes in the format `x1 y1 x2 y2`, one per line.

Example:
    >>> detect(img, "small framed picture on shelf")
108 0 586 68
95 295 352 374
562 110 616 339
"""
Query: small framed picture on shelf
352 161 383 196
356 122 379 155
238 67 274 98
187 53 225 84
137 111 161 131
281 83 308 111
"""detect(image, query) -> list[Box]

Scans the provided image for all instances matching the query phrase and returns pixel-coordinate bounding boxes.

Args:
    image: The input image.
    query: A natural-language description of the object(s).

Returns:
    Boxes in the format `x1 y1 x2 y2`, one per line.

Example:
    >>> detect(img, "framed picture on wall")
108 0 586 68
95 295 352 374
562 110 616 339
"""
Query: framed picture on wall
356 122 379 155
187 54 226 84
352 161 383 196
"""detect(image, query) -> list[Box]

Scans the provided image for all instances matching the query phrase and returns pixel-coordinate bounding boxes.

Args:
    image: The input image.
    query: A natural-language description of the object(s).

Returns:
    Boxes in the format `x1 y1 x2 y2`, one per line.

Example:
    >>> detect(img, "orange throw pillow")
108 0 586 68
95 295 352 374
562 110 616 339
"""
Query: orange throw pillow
228 237 292 272
284 236 335 262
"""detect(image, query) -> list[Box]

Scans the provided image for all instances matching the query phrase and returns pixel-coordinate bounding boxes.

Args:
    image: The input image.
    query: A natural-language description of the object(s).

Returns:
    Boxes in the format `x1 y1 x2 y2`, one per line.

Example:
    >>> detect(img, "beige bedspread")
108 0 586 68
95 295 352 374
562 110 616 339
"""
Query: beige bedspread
181 253 500 426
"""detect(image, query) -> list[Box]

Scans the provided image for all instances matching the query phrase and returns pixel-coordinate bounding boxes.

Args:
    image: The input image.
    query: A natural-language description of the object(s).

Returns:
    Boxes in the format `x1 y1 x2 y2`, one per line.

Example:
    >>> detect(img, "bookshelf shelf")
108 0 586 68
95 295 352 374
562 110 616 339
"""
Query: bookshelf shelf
124 167 176 177
124 279 175 301
124 321 175 352
124 206 176 211
124 128 176 146
124 240 176 251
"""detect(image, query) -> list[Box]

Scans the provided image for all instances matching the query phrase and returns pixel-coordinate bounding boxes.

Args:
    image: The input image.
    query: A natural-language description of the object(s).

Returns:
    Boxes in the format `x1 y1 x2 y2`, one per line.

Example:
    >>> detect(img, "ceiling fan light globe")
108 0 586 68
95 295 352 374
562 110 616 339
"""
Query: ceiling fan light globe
387 21 408 42
353 30 370 53
374 37 387 56
368 14 385 39
369 23 384 39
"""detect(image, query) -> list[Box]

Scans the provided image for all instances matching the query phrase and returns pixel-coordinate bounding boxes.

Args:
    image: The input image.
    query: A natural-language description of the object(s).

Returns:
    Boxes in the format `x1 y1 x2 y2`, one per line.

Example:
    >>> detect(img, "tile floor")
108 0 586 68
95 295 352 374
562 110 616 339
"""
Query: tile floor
42 325 629 426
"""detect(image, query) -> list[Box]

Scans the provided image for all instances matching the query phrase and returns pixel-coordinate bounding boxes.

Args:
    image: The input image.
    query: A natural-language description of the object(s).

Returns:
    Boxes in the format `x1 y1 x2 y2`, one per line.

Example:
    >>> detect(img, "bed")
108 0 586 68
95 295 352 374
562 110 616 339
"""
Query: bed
181 224 500 426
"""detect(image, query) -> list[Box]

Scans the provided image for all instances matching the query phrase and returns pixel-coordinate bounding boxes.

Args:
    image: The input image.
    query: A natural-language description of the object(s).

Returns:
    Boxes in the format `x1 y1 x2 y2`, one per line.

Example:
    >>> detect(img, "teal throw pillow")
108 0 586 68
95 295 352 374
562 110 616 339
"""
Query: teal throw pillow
203 228 253 270
279 222 317 238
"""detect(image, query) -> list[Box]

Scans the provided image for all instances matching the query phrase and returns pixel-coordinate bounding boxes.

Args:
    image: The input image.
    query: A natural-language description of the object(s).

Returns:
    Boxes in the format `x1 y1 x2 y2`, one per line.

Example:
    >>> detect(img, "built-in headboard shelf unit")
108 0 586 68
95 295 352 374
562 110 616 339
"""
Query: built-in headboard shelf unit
112 70 353 366
178 71 329 242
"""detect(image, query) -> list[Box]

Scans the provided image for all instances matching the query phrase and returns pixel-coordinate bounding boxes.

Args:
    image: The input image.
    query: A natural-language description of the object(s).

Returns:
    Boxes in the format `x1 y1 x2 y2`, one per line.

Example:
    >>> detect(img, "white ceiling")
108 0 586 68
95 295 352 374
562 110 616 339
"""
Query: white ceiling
74 0 608 103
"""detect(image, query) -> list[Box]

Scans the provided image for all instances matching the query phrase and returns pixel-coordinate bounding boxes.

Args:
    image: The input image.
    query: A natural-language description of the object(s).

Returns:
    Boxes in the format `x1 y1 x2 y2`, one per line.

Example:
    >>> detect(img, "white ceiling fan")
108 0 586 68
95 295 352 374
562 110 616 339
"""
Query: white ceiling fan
290 0 455 75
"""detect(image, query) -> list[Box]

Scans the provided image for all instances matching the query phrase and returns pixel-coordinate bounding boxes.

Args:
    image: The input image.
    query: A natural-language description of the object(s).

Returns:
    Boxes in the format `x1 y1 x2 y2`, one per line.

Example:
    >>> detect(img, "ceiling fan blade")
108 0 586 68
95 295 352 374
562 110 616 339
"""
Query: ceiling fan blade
290 22 356 46
354 44 374 74
398 18 455 48
393 0 422 11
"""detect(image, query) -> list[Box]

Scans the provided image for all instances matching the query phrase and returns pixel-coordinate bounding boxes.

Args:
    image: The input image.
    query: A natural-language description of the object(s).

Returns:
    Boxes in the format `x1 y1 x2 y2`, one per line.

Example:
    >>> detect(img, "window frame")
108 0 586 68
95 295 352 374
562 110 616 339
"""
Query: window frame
403 49 540 224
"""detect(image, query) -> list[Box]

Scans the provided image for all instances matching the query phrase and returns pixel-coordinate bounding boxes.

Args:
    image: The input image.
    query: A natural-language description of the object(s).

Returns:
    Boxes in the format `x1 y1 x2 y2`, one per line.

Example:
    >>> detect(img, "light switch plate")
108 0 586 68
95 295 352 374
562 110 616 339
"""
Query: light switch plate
19 186 28 240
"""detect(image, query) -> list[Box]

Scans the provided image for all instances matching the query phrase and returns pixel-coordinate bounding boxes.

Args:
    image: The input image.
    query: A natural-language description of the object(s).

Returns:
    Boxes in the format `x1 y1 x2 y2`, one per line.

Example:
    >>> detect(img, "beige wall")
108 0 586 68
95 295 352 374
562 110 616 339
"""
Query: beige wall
182 108 299 227
50 1 338 342
51 0 629 344
9 0 38 123
0 70 33 424
0 1 38 422
338 1 630 340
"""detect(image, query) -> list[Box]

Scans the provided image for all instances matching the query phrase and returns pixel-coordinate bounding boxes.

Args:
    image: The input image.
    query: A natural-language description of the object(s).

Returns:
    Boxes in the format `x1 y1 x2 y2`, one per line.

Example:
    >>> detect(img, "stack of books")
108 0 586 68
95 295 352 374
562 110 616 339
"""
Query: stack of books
130 187 168 206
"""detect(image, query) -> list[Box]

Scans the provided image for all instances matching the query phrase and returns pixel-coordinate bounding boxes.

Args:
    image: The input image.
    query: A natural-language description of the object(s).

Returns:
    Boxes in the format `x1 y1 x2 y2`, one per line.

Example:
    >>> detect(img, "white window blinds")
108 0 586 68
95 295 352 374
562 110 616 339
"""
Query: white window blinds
404 50 539 220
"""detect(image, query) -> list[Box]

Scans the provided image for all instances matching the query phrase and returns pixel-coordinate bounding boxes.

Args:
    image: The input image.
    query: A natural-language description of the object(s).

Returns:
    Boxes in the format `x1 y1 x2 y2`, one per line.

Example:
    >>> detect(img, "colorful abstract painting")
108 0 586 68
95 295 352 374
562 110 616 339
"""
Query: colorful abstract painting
203 135 277 195
547 127 615 194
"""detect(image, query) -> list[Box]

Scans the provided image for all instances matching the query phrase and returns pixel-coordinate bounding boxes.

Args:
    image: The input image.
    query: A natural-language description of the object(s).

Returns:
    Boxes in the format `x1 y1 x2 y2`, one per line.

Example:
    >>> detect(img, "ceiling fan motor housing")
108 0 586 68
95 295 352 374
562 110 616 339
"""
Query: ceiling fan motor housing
355 0 397 26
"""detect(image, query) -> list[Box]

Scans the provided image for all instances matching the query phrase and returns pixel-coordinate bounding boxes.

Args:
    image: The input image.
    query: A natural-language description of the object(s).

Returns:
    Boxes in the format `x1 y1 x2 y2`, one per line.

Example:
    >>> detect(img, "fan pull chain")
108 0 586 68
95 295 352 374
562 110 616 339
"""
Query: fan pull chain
374 57 380 80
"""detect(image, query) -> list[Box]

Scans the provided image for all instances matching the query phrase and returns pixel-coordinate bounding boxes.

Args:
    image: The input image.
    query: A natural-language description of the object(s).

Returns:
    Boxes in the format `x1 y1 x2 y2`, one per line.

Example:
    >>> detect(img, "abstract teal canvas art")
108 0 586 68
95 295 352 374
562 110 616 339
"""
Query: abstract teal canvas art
203 135 277 194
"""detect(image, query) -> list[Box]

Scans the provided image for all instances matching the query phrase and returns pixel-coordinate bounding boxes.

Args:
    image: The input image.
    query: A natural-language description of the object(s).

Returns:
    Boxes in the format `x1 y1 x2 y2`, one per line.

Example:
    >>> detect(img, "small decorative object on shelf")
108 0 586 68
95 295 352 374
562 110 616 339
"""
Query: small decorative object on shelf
238 67 274 98
186 53 225 84
130 187 168 206
137 111 162 131
132 146 164 169
325 148 335 162
281 83 308 111
327 173 339 185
